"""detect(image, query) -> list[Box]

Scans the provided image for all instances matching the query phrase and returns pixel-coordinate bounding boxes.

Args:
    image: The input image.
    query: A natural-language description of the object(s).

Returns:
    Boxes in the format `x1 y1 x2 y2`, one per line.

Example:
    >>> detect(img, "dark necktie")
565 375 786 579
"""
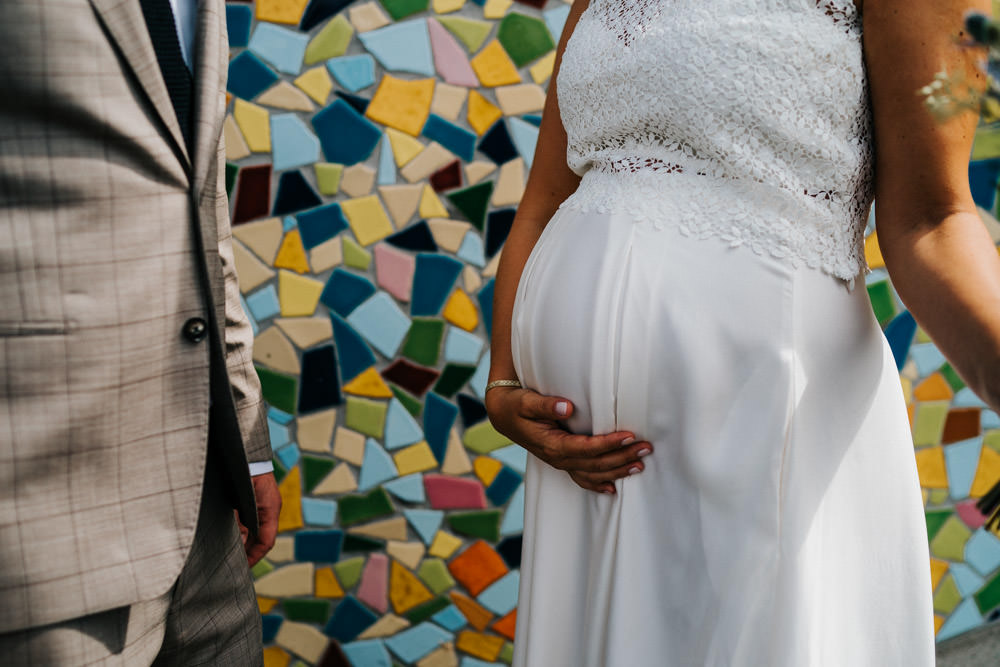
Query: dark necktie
138 0 194 153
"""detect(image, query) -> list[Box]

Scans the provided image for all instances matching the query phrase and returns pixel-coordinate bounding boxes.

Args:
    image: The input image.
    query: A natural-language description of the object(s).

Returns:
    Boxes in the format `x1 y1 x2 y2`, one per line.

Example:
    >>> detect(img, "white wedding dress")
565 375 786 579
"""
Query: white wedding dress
510 1 936 665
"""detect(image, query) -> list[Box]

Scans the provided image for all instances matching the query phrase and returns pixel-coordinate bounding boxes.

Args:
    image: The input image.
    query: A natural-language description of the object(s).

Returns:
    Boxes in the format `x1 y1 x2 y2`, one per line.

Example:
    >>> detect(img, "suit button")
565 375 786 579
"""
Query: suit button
182 317 208 343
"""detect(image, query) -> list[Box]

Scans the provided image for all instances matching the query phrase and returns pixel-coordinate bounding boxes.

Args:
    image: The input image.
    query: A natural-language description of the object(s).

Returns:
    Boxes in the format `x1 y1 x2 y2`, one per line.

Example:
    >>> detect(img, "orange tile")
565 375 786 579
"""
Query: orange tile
447 540 508 596
449 591 493 630
913 373 953 402
315 567 345 598
455 630 505 661
492 608 516 640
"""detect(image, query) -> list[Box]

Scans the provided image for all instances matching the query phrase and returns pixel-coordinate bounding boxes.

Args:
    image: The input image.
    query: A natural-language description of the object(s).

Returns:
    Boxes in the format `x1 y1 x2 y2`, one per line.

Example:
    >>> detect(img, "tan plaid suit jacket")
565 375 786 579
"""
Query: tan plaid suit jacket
0 0 272 633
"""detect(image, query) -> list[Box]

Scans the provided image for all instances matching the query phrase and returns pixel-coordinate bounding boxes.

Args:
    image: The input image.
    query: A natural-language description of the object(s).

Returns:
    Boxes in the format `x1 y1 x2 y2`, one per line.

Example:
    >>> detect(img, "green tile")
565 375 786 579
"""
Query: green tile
447 510 502 542
404 595 451 624
463 420 514 454
985 430 1000 453
252 558 274 579
926 510 953 540
497 13 555 67
302 455 336 493
417 558 456 595
256 366 298 414
928 489 950 505
929 516 972 561
391 386 423 418
933 574 962 615
500 642 514 664
912 401 950 447
379 0 428 20
343 236 373 270
283 599 332 624
437 16 492 52
338 487 395 526
226 163 238 197
304 15 353 65
866 281 895 326
334 557 366 589
976 570 1000 614
446 182 493 231
402 318 446 367
315 163 344 196
343 534 384 552
941 362 967 392
272 457 288 484
345 396 388 438
433 363 477 398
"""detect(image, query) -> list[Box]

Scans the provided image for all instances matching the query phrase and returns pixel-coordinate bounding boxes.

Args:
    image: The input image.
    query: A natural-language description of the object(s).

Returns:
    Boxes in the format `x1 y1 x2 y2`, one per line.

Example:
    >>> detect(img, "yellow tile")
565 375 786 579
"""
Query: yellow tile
233 217 284 264
274 229 311 273
482 250 500 277
310 236 343 273
434 0 465 12
971 445 1000 496
314 162 344 196
471 40 521 87
431 82 468 121
233 239 276 293
465 160 496 185
358 614 411 640
930 558 949 590
462 264 482 293
443 288 479 331
915 447 949 489
400 143 456 182
313 461 358 494
492 158 525 206
294 67 334 105
224 115 250 160
258 81 315 112
483 0 513 19
277 467 304 533
275 316 333 349
864 232 885 270
914 374 953 402
934 615 945 636
278 270 325 317
340 164 377 198
386 128 426 167
295 408 337 453
900 376 913 405
496 83 546 115
530 50 557 84
341 195 395 246
441 427 473 475
258 597 279 614
366 75 436 136
419 185 450 218
394 441 439 476
456 630 505 661
380 183 424 225
351 517 408 541
473 456 503 486
253 326 301 375
429 530 463 559
233 99 270 153
467 90 503 135
390 560 435 614
344 367 394 398
263 646 292 667
428 218 472 252
387 540 426 570
256 0 309 24
349 1 391 32
334 427 366 465
315 567 345 598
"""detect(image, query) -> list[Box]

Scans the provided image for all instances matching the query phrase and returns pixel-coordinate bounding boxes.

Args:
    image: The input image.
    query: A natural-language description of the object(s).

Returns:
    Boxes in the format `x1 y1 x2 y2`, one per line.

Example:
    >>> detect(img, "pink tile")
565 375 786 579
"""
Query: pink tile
428 18 479 88
956 499 988 530
357 552 389 613
424 474 487 510
374 244 416 303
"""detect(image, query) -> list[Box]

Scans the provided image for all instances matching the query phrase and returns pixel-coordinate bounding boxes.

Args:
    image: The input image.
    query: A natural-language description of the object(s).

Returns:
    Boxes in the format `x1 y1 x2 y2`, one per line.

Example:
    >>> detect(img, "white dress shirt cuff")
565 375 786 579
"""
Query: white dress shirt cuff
248 461 274 476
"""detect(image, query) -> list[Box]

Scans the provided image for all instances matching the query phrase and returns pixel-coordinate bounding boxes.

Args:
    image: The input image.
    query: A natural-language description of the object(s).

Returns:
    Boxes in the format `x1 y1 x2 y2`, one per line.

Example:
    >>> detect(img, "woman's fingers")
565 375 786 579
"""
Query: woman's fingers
515 389 574 421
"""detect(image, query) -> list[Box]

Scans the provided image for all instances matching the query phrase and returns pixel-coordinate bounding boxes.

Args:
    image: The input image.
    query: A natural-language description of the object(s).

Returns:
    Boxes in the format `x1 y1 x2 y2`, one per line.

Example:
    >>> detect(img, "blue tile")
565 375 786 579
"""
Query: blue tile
469 350 490 399
358 19 435 77
953 388 987 408
951 562 986 596
378 134 396 185
544 4 571 39
486 466 522 506
485 208 515 258
500 483 524 535
522 114 542 127
431 604 467 631
456 232 486 268
966 528 1000 575
884 311 916 372
268 407 295 424
275 443 301 470
322 268 377 317
403 509 445 545
226 5 253 48
247 284 281 321
302 497 338 526
270 114 321 171
383 622 452 663
313 99 382 165
268 418 291 448
324 595 378 642
272 171 322 216
358 438 399 491
336 90 370 115
946 437 983 500
283 215 298 231
348 292 413 358
261 614 283 643
298 345 343 413
240 295 258 335
937 598 984 642
227 51 279 100
490 445 527 475
411 254 463 316
331 313 378 383
326 54 377 93
385 398 425 450
969 159 1000 211
294 529 344 562
444 328 483 365
423 392 458 462
298 203 349 250
248 23 309 75
477 279 494 337
508 117 540 168
342 639 392 667
384 474 426 503
387 220 437 252
984 410 1000 430
460 659 504 667
476 570 519 616
423 114 477 161
911 343 947 378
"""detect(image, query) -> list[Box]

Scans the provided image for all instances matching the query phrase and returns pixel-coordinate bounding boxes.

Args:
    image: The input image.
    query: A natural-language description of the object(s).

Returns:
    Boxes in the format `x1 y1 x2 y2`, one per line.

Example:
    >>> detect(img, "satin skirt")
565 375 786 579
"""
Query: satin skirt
510 206 935 666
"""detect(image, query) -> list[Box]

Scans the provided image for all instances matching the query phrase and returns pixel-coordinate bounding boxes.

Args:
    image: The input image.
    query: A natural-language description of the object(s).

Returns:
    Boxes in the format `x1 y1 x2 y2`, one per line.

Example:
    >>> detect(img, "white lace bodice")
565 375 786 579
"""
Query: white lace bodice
557 0 872 283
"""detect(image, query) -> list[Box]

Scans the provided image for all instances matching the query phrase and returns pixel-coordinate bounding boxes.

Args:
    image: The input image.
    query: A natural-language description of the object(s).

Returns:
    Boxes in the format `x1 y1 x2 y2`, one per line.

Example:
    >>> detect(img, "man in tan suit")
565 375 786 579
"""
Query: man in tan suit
0 0 280 663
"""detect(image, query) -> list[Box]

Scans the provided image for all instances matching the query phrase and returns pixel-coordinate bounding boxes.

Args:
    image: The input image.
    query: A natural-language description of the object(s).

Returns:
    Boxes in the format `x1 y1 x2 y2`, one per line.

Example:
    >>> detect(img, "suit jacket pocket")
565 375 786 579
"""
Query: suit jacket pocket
0 321 70 336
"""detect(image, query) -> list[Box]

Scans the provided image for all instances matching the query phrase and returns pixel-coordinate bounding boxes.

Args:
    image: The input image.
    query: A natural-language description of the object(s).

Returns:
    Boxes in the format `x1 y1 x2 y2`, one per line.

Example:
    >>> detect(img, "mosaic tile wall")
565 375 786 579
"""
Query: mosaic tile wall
221 1 1000 663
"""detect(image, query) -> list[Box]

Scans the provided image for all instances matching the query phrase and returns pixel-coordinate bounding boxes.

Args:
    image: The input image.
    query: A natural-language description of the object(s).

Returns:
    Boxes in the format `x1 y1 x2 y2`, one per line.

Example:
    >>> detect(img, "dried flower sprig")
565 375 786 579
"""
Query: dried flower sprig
922 12 1000 123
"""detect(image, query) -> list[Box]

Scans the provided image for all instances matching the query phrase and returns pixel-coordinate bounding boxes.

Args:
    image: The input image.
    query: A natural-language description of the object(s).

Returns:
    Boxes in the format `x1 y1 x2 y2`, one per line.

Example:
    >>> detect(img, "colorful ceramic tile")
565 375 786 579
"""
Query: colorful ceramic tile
229 51 281 101
436 16 491 52
224 115 252 160
496 13 553 67
447 540 507 596
430 160 463 191
529 49 556 84
253 326 301 375
313 99 382 165
946 437 983 500
423 114 477 161
366 75 436 137
383 623 453 664
250 23 310 75
343 367 394 398
234 217 284 265
387 220 439 252
402 318 446 366
442 289 479 332
348 292 412 358
341 164 378 198
375 244 417 303
395 441 439 475
358 614 412 640
341 195 395 247
359 19 436 77
428 218 473 252
313 462 358 495
390 560 436 613
456 631 505 661
457 232 486 267
304 15 354 65
350 1 393 31
278 270 324 317
404 509 446 545
401 142 457 182
469 40 520 87
433 0 465 12
384 473 427 503
342 639 393 666
508 116 539 167
255 562 315 598
483 0 513 19
352 516 409 541
234 99 271 152
428 18 479 86
274 621 330 664
430 83 469 121
325 595 379 642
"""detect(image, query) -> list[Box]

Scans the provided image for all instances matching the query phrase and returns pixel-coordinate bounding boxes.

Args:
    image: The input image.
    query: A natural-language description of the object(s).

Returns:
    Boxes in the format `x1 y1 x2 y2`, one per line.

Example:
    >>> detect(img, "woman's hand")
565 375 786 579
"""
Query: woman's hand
486 387 652 494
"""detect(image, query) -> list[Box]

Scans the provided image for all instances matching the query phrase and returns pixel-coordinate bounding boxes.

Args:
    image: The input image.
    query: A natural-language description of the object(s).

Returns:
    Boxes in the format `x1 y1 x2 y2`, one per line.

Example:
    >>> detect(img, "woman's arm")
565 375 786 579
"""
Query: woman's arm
485 0 653 494
864 0 1000 408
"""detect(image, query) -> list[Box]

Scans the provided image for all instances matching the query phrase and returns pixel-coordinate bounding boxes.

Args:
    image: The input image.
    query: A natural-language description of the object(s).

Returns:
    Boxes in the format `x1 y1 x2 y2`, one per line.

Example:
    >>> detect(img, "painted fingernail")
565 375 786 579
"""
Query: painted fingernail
620 437 635 446
555 401 569 416
603 488 616 495
636 448 651 457
628 466 641 475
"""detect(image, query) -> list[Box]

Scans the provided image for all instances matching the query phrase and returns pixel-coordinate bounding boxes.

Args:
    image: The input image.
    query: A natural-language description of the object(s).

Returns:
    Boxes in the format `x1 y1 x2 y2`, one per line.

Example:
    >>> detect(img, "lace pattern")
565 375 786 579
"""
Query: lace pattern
557 0 872 283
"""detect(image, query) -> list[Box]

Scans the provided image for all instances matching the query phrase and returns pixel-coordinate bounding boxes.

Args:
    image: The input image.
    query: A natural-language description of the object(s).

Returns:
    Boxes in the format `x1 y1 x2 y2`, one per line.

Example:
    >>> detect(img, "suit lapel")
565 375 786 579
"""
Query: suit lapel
87 0 191 166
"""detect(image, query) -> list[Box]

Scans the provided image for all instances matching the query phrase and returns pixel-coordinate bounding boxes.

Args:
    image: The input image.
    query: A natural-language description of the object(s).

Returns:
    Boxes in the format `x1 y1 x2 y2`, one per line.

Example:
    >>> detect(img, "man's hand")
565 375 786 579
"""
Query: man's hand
243 472 281 566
